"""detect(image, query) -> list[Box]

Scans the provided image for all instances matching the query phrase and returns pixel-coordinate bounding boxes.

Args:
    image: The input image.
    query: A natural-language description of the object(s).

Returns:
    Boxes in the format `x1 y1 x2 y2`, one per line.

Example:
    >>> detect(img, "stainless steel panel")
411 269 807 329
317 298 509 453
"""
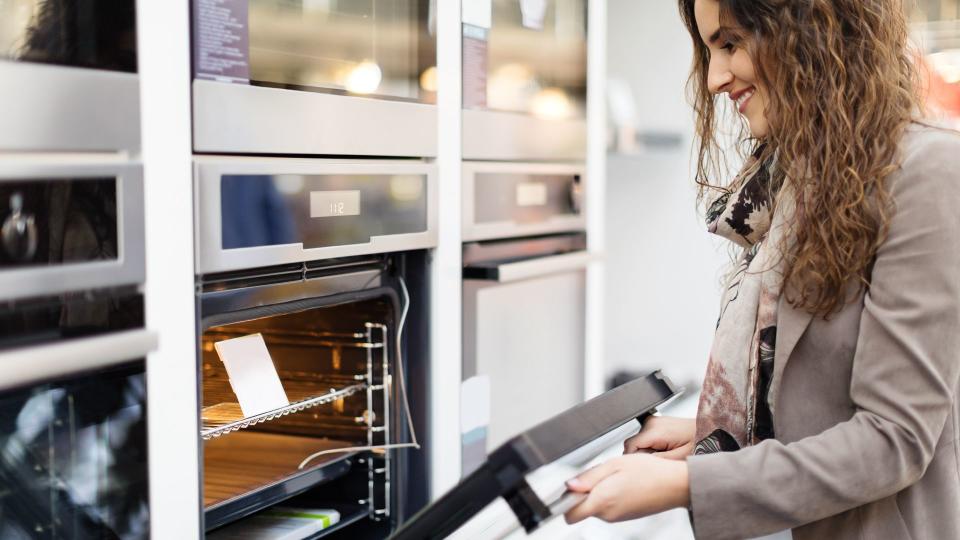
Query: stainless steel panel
0 61 140 153
462 109 586 161
194 157 438 274
471 252 596 283
193 80 438 157
462 161 586 241
463 269 586 451
0 329 157 391
200 269 383 316
0 157 145 301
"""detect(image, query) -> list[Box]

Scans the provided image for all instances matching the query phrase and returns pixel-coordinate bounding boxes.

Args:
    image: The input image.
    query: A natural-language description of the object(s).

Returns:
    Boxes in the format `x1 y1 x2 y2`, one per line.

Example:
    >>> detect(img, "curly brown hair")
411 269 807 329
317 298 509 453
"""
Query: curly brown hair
678 0 921 316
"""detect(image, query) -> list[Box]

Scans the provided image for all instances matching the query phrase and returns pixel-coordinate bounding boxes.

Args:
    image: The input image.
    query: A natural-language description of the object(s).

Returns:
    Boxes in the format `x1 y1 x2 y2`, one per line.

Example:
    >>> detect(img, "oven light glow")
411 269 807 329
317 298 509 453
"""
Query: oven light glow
345 61 382 94
419 66 438 93
531 87 574 119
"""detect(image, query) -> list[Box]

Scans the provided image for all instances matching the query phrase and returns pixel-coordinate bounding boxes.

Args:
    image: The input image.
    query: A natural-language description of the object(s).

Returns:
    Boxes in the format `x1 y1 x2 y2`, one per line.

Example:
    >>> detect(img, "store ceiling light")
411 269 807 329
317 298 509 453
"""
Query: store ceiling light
345 61 382 94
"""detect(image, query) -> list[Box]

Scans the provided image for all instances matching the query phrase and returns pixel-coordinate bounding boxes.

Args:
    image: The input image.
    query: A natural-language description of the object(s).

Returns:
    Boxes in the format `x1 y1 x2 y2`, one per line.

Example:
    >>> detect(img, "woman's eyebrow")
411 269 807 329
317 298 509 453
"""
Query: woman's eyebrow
708 26 737 45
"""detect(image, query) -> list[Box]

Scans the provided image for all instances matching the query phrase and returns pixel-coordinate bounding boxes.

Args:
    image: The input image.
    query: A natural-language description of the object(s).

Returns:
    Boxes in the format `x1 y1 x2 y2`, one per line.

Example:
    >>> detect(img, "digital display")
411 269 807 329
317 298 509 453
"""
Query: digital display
310 190 361 218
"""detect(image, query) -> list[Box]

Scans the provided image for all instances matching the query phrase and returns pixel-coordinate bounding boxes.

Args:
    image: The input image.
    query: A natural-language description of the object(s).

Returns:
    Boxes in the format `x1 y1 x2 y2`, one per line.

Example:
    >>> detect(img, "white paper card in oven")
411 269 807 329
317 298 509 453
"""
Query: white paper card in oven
214 333 289 417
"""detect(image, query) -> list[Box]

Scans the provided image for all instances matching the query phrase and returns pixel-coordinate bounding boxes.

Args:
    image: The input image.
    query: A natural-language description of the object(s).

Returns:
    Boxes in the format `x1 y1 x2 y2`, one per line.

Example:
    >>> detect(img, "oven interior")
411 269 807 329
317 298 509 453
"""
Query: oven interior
200 294 402 536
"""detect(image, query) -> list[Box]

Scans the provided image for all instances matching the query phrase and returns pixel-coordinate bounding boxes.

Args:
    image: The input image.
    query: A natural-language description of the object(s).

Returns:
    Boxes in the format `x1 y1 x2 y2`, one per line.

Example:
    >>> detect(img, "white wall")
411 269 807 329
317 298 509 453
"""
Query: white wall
603 1 730 391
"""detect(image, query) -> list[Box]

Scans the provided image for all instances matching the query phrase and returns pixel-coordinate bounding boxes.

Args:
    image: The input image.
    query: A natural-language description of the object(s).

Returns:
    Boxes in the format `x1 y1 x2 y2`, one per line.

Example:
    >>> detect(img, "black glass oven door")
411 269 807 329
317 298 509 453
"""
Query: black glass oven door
0 0 137 73
0 329 156 540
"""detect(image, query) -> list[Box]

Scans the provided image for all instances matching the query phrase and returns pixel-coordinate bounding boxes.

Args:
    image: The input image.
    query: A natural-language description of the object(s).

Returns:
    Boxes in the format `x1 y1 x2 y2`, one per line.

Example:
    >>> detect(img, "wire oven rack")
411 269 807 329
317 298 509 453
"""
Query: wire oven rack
201 383 367 440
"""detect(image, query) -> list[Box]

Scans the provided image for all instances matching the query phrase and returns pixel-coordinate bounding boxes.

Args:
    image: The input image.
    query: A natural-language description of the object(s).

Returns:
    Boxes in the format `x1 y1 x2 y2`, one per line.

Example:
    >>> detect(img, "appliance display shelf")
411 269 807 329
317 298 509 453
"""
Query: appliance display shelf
201 383 366 440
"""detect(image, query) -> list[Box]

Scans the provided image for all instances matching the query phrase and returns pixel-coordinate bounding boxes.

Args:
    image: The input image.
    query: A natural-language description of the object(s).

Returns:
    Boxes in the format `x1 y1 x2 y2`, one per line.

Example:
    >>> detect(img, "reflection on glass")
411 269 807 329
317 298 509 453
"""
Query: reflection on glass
0 178 118 268
220 174 428 250
0 363 149 539
0 0 137 72
468 0 586 117
248 0 436 102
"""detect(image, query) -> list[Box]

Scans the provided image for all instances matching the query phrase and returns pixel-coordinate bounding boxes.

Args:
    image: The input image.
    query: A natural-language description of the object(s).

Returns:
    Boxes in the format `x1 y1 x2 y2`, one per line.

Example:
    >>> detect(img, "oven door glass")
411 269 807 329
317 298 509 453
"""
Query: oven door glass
0 0 137 72
193 0 437 103
0 177 118 269
0 361 149 539
463 0 586 118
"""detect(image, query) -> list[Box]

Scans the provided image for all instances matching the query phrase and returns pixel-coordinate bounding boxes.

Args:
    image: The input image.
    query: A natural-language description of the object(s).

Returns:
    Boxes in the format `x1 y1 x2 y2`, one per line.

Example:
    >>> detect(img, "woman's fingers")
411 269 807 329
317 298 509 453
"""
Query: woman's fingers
654 442 694 460
623 416 665 454
564 489 607 524
565 459 619 493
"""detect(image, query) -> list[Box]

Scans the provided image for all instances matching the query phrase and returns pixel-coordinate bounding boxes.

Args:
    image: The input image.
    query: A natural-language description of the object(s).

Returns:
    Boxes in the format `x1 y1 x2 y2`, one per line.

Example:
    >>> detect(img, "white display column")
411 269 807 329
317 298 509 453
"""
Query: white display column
585 0 608 399
430 0 465 499
137 1 202 538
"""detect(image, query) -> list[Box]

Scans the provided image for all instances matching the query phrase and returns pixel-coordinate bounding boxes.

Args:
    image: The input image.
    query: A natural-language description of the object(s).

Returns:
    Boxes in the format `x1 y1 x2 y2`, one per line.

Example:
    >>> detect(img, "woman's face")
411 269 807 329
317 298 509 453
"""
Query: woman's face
694 0 769 138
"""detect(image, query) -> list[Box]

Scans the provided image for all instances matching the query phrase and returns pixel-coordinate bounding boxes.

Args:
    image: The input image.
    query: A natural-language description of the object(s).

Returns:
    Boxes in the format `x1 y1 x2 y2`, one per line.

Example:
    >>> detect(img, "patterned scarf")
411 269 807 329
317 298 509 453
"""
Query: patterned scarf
694 147 791 453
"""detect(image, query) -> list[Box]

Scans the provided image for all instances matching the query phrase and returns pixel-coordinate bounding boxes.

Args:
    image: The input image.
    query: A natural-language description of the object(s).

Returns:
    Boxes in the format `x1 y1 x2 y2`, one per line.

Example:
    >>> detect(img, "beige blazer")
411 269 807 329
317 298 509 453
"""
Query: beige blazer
687 124 960 540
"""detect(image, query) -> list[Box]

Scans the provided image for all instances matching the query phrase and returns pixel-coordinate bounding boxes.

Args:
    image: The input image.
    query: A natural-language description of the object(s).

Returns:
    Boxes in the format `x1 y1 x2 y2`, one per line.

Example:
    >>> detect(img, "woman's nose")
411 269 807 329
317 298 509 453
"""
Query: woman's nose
707 60 734 94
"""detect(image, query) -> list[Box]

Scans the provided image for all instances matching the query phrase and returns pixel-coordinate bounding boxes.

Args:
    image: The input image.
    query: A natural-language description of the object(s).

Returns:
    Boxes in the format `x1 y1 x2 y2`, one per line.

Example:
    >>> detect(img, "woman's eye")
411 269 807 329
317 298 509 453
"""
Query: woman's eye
721 41 737 52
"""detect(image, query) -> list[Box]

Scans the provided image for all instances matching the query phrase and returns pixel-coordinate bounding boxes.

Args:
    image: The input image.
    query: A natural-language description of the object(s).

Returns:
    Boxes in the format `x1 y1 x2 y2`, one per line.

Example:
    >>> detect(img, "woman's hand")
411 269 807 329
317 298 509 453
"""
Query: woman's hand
623 416 696 459
564 453 690 524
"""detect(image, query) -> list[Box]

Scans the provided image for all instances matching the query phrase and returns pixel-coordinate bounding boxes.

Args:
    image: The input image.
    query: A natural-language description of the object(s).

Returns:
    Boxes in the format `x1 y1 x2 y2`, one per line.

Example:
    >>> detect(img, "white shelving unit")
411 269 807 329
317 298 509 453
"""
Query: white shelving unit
136 1 607 535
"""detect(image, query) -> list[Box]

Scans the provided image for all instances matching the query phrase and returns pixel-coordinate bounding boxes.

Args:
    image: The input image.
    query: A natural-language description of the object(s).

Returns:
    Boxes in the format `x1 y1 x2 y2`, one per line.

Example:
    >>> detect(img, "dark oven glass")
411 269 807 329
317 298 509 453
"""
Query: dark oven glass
192 0 437 103
473 172 578 224
0 0 137 72
0 288 144 351
219 173 428 250
0 361 149 539
0 178 118 269
463 0 586 118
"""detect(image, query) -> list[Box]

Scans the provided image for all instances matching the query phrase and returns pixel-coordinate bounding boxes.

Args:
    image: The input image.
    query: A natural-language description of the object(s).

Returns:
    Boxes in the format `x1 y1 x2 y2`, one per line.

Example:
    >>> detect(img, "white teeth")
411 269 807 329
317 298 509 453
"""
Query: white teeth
737 89 755 109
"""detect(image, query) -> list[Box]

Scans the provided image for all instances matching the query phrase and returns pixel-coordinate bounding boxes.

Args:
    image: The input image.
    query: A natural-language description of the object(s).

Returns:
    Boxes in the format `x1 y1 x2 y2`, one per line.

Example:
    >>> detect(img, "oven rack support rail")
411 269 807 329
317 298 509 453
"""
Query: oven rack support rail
201 383 367 440
360 322 393 522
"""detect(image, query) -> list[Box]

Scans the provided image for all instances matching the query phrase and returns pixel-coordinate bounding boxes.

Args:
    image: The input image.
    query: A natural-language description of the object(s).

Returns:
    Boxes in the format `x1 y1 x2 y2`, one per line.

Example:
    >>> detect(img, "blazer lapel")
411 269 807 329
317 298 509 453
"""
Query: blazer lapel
768 295 814 417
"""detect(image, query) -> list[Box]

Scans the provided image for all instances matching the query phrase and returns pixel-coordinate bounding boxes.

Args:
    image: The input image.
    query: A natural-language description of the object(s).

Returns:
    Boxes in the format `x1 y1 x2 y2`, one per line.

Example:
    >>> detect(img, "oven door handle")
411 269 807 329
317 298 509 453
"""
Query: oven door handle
0 329 158 391
465 251 598 283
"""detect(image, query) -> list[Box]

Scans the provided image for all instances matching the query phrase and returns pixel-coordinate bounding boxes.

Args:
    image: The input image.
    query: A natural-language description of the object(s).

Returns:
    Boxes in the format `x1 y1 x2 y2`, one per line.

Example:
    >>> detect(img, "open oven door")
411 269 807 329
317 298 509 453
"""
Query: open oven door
391 371 682 539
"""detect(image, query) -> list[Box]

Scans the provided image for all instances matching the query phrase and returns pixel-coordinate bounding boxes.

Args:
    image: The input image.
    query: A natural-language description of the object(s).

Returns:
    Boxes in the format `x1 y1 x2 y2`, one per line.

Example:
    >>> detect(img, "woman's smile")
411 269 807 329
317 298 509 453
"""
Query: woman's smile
731 86 756 114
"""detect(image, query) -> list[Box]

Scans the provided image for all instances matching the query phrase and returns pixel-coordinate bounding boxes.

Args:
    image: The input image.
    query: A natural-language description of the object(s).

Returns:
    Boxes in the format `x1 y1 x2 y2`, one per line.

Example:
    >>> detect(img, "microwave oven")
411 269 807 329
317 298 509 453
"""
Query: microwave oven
462 0 587 160
191 0 438 157
0 0 140 153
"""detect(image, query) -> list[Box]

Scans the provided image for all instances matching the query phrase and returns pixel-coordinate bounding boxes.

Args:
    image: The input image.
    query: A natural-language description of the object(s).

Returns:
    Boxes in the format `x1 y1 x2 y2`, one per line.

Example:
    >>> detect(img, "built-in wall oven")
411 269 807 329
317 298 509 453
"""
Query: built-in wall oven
0 0 140 153
194 158 435 538
462 0 587 160
460 161 590 475
0 158 156 538
191 0 438 157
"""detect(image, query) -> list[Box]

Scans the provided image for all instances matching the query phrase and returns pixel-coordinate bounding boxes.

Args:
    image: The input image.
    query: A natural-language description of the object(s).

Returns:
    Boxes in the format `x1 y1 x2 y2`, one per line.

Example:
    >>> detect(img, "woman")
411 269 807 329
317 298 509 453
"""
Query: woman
564 0 960 538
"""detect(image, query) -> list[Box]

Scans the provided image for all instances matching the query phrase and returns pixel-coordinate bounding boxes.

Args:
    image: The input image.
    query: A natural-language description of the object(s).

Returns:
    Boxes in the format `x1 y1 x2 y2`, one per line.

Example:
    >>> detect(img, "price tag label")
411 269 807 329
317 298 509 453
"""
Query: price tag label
310 190 361 218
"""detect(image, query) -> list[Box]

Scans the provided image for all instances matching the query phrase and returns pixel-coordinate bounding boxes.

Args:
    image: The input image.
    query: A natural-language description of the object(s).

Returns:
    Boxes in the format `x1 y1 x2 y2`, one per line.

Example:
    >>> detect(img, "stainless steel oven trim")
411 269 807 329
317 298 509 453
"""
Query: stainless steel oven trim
0 159 145 301
466 251 597 283
462 161 587 242
200 269 384 318
194 157 438 275
0 329 157 391
0 61 140 153
193 80 438 157
462 109 586 161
